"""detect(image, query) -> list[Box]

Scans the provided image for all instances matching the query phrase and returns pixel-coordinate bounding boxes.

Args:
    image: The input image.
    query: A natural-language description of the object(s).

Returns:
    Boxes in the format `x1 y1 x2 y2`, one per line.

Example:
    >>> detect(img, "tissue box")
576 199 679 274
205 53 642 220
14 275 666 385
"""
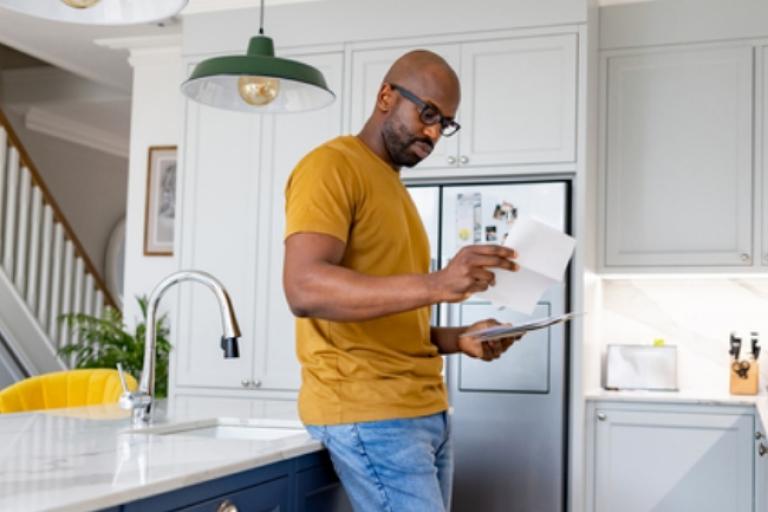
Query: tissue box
605 345 678 391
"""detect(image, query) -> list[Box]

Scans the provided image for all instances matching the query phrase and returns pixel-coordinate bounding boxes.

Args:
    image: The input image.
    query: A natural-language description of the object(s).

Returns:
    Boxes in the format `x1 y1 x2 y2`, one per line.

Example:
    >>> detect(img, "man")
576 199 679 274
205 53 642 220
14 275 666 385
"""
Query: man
283 50 521 512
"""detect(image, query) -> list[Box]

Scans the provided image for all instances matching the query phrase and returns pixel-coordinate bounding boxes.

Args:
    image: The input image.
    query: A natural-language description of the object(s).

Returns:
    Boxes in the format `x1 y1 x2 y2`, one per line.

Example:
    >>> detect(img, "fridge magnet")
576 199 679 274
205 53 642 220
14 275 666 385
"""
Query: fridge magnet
144 145 177 256
456 192 482 246
493 201 518 223
485 225 497 242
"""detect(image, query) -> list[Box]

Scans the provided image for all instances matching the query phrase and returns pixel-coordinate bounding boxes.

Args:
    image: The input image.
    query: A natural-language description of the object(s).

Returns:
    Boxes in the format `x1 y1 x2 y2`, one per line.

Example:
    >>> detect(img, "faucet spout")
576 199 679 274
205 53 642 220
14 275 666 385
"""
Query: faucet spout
122 270 241 426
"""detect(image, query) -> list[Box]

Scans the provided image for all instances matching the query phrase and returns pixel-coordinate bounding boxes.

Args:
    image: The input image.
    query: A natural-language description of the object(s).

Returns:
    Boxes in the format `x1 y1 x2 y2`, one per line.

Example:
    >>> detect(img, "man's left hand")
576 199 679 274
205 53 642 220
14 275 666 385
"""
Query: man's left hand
458 318 521 361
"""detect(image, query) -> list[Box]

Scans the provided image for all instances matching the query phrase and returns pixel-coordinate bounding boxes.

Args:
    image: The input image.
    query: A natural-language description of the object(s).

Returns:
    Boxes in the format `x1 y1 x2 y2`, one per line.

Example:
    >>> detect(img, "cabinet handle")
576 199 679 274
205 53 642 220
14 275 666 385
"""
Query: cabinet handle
447 156 457 165
760 443 768 457
459 155 469 165
217 499 238 512
740 253 751 262
596 412 607 422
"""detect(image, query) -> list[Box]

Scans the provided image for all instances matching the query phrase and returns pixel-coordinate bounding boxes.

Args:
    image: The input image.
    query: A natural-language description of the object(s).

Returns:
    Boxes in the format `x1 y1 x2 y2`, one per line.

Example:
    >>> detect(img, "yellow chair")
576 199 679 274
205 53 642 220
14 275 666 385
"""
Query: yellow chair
0 368 138 414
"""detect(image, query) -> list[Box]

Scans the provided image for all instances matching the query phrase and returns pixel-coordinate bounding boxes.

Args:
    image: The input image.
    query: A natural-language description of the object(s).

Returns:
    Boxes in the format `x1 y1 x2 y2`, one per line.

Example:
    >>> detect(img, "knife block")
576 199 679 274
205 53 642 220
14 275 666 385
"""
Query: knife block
730 360 759 395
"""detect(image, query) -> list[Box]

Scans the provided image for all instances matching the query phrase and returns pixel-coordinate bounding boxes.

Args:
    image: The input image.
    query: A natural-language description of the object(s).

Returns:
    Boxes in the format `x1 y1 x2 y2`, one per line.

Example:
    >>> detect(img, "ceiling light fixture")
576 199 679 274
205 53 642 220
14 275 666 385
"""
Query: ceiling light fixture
180 0 335 113
0 0 188 25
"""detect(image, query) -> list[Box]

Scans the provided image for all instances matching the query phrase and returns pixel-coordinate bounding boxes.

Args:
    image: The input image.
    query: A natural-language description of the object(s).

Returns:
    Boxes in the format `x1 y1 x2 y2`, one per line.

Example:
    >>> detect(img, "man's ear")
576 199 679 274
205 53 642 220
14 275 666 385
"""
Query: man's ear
376 83 395 113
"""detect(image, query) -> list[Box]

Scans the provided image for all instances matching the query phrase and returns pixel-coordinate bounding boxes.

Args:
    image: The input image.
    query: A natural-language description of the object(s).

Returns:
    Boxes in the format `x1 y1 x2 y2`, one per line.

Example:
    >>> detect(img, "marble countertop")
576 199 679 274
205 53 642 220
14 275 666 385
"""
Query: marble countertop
586 388 768 429
0 398 321 512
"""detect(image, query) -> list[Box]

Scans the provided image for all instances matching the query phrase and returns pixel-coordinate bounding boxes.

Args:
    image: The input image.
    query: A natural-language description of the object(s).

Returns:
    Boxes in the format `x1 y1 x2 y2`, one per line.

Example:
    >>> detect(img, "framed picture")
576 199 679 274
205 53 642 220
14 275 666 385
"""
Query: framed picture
144 146 177 256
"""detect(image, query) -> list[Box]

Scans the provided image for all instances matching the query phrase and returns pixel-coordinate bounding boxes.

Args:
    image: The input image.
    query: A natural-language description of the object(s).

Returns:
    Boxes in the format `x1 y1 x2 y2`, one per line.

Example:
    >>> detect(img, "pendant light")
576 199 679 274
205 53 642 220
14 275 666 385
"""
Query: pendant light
0 0 188 25
181 0 335 113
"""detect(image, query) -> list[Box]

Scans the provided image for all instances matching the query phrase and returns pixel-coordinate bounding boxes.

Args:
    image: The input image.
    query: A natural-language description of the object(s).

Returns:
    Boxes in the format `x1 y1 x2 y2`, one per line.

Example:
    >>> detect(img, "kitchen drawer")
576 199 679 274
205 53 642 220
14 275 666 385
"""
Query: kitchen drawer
123 460 292 512
180 475 290 512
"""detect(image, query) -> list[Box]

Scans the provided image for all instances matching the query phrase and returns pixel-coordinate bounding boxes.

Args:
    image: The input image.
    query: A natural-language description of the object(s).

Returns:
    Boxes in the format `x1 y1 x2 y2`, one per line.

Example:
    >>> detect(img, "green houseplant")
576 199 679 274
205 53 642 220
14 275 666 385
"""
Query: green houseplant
58 296 172 398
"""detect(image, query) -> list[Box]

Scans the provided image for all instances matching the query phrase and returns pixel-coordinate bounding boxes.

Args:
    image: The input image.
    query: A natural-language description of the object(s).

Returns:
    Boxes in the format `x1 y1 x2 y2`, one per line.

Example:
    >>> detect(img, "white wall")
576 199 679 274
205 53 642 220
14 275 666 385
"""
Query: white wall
595 277 768 394
121 41 183 326
1 109 127 279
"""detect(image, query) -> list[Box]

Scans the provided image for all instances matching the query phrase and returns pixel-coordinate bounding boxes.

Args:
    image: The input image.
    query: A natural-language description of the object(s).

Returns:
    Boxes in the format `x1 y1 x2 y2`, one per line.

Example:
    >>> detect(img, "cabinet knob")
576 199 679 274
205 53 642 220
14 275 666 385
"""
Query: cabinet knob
760 443 768 457
596 412 607 422
756 431 764 440
447 156 457 165
459 155 469 165
241 379 250 388
251 379 262 388
217 499 238 512
740 253 751 262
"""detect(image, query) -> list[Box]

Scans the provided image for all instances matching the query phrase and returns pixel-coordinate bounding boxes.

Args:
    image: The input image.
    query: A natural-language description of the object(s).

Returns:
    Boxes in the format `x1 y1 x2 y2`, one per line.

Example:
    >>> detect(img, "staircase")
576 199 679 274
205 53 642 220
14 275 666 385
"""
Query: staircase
0 107 117 378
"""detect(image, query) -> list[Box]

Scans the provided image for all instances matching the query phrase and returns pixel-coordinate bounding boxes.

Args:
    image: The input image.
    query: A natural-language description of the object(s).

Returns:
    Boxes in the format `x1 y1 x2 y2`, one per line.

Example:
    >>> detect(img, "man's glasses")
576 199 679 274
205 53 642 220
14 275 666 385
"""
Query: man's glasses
388 83 461 137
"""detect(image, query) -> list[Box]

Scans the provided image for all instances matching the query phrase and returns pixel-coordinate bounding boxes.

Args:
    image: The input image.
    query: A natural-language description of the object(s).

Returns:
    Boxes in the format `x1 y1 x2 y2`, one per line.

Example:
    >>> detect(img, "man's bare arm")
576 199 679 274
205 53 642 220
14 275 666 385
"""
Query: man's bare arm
283 232 517 322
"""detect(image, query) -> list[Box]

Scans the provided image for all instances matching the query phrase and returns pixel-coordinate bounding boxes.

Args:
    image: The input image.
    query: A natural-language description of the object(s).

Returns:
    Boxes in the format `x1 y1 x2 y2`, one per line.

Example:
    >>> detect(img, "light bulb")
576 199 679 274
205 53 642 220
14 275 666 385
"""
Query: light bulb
60 0 101 8
238 76 280 106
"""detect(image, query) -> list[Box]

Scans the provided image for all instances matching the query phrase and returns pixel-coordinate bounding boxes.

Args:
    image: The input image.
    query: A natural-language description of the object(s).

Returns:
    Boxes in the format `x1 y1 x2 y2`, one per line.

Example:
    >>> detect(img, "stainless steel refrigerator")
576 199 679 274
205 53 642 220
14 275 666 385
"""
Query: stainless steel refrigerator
407 181 570 512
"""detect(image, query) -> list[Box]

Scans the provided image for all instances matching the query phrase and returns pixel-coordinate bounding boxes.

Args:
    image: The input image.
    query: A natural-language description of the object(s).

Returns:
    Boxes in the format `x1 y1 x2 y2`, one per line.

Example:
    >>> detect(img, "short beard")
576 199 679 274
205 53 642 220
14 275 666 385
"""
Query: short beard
381 118 432 168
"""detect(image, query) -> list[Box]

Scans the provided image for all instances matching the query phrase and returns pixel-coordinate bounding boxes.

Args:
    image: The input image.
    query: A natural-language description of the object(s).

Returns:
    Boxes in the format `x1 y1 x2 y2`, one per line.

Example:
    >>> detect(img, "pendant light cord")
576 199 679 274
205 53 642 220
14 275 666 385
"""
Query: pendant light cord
259 0 265 35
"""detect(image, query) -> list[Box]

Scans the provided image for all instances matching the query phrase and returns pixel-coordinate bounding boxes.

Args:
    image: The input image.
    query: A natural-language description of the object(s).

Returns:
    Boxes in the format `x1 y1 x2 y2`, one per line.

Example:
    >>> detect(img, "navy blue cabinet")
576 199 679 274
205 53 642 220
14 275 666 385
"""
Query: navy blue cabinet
120 451 349 512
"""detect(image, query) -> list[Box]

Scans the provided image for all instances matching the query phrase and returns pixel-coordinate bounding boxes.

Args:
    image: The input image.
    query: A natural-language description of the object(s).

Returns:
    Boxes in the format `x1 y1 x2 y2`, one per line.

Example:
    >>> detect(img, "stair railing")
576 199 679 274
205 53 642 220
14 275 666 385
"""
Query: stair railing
0 107 117 353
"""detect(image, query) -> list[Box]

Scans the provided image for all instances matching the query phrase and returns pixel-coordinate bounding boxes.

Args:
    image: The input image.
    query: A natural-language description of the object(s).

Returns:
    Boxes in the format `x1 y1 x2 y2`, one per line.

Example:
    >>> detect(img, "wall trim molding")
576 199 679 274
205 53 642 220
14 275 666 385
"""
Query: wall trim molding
25 107 129 159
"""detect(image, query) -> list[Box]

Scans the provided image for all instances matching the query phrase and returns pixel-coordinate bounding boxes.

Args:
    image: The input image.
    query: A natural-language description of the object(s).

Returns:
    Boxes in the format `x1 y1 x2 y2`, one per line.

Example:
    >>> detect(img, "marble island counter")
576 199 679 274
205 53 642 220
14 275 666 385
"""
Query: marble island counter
0 397 335 512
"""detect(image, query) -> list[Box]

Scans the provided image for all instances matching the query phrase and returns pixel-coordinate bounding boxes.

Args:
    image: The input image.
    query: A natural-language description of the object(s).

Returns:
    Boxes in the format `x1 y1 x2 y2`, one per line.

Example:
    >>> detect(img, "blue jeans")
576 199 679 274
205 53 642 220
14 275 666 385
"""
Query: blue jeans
306 412 453 512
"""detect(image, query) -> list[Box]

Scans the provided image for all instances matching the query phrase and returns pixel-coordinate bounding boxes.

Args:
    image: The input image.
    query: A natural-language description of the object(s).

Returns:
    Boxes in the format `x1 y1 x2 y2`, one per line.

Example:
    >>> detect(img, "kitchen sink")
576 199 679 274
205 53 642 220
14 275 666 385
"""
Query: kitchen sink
124 417 308 442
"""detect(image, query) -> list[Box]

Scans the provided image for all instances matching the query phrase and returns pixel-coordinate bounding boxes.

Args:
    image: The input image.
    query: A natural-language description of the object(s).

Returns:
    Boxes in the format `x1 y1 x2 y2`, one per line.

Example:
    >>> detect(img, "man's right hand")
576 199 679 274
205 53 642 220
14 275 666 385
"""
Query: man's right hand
427 245 518 303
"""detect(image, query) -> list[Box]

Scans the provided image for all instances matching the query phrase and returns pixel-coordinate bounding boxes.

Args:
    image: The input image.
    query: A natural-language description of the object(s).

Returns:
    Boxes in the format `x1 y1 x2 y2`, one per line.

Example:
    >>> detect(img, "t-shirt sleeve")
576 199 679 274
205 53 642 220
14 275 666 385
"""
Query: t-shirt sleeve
284 147 359 244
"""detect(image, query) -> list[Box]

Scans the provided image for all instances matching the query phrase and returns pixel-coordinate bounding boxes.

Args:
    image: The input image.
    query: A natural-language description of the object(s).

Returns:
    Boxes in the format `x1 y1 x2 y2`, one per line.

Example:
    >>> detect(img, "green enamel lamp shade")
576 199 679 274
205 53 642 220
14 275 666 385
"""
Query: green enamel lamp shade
181 35 335 113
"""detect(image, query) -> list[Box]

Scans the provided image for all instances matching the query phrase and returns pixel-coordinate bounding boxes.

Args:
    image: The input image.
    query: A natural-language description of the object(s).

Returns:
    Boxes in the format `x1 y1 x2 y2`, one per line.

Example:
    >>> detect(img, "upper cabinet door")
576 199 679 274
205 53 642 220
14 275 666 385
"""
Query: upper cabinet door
175 99 262 389
349 44 461 169
604 45 754 268
761 46 768 268
254 52 345 391
459 34 577 167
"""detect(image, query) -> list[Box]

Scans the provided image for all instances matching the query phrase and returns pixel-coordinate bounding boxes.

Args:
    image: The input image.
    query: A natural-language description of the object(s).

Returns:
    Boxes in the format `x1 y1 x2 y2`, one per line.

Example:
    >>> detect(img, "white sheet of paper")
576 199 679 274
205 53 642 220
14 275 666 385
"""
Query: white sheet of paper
474 216 575 314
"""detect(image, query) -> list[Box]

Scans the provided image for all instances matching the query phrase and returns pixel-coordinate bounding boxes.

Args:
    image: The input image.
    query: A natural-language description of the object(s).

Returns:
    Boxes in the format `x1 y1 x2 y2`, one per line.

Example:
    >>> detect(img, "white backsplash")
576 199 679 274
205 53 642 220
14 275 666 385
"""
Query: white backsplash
599 278 768 395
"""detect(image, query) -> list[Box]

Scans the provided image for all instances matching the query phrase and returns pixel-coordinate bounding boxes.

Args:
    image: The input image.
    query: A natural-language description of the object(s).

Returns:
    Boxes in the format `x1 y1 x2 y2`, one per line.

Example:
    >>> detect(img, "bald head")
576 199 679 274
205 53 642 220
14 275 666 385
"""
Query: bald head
383 50 460 104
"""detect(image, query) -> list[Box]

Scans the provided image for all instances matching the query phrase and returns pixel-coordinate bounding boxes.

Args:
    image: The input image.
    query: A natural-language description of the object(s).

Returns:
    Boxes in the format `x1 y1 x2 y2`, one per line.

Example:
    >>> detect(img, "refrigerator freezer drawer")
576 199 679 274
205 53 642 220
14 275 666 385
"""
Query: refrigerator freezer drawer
458 302 551 393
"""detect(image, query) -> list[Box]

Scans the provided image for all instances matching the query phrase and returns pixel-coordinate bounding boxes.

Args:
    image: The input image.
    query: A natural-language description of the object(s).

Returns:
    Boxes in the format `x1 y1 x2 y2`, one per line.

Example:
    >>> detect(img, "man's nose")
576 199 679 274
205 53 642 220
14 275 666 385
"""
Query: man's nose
423 123 441 142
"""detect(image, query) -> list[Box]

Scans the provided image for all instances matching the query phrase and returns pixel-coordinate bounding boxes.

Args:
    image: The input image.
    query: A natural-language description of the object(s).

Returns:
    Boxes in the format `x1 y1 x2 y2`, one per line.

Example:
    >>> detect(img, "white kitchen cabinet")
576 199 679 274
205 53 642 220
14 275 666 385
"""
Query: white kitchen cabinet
601 44 754 269
459 34 577 167
348 33 577 170
173 52 344 395
586 401 755 512
175 102 262 390
756 414 768 512
762 45 768 269
253 52 344 391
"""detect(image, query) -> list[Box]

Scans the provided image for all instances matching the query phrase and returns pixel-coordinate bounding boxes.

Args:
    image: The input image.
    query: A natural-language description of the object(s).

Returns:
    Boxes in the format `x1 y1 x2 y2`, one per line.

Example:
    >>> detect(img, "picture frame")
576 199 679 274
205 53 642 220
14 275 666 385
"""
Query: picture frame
143 145 177 256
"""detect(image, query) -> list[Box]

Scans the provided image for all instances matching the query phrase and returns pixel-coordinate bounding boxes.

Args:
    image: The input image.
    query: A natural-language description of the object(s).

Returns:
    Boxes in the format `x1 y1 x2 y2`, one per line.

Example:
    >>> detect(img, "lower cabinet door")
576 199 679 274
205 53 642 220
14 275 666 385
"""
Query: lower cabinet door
593 408 754 512
295 464 352 512
180 476 290 512
756 420 768 512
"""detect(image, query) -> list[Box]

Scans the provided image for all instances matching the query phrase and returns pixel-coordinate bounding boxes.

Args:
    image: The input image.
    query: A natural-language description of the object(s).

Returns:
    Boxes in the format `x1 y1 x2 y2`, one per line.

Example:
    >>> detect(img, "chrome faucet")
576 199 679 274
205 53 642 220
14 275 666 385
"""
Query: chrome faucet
118 270 241 427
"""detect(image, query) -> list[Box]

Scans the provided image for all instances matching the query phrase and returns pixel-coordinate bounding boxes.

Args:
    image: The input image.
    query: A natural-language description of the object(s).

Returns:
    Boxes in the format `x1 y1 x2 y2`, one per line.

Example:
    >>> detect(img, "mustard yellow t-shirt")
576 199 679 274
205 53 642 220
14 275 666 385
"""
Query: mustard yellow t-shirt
284 135 448 425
